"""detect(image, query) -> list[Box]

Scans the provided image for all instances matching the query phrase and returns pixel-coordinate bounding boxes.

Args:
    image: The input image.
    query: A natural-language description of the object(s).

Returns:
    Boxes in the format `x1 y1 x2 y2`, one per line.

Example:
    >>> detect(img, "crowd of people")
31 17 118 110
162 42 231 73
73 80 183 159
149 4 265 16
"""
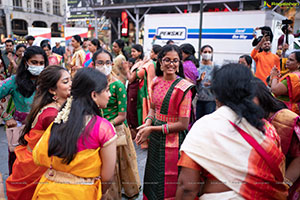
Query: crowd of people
0 26 298 200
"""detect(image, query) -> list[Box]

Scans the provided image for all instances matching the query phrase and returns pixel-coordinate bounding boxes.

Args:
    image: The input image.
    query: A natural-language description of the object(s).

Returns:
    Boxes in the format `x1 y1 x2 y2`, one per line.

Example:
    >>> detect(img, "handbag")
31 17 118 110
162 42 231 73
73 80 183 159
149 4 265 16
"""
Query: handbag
6 125 25 152
114 124 128 146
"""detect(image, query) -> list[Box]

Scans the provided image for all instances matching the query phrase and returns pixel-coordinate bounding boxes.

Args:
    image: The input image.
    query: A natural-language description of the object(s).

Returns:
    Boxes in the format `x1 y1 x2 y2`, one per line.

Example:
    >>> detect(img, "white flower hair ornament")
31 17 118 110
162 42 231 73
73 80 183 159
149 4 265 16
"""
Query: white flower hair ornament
54 96 73 124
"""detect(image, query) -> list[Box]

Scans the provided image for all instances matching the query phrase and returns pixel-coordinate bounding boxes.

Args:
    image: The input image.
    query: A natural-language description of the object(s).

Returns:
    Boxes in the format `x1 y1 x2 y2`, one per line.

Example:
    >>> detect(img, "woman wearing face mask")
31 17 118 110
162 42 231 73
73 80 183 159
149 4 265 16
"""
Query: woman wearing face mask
92 49 140 199
0 46 48 174
180 43 199 85
65 35 86 77
83 38 101 68
8 44 26 75
196 45 216 120
32 68 117 200
41 43 62 66
6 66 71 200
270 51 300 115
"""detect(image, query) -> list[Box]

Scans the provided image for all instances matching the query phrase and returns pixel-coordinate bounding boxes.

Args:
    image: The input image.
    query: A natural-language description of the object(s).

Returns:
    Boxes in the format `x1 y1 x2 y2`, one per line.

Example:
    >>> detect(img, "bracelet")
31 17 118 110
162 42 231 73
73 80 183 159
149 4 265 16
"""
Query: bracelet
112 119 116 126
3 114 13 122
0 110 5 118
166 124 169 133
284 177 293 187
161 124 169 134
144 115 154 123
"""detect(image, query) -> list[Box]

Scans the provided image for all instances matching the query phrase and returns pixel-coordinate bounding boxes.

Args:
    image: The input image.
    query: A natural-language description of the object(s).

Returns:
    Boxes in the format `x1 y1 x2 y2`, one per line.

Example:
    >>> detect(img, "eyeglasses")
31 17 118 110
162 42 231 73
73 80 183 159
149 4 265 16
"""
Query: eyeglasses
162 58 180 65
95 60 112 66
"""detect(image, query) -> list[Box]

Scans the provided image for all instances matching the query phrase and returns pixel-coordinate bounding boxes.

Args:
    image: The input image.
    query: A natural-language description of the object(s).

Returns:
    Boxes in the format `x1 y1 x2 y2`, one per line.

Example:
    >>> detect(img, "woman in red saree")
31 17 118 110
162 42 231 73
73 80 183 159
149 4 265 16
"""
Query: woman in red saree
271 51 300 115
136 45 194 199
176 64 288 200
255 78 300 200
6 66 71 200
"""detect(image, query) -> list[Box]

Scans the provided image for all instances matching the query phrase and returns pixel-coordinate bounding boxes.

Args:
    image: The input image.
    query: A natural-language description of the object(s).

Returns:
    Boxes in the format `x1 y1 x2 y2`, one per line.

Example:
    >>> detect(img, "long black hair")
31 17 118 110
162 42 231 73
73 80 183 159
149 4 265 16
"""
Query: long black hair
19 66 67 145
92 49 113 64
114 39 128 60
48 68 108 164
131 44 144 60
291 51 300 63
73 35 83 45
152 45 162 61
155 44 185 78
16 44 26 51
15 46 48 98
211 64 265 132
239 54 252 66
253 78 287 118
180 43 199 68
90 38 102 51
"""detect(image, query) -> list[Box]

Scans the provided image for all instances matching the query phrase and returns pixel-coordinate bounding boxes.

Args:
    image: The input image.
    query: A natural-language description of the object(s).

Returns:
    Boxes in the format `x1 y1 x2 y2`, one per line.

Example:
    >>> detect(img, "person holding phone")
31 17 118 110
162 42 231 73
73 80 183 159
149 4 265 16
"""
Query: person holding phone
251 35 280 85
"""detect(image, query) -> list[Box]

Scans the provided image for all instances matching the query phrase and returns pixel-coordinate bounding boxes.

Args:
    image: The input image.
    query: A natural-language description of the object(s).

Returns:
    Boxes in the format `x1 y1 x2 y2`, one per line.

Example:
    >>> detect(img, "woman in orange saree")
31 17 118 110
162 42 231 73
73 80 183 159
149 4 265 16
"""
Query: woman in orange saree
32 68 116 200
176 64 288 200
271 51 300 115
255 78 300 200
6 66 71 200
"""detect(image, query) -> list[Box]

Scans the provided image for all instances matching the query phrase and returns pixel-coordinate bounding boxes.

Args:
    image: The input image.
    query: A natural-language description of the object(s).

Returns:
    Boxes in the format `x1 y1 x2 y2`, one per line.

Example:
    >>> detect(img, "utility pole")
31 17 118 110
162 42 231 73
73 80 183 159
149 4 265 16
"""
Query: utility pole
198 0 204 59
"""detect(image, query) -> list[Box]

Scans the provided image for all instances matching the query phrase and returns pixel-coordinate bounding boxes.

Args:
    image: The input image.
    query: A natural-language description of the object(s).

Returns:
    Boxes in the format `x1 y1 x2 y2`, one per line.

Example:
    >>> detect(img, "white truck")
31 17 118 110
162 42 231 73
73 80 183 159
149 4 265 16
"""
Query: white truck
144 11 286 66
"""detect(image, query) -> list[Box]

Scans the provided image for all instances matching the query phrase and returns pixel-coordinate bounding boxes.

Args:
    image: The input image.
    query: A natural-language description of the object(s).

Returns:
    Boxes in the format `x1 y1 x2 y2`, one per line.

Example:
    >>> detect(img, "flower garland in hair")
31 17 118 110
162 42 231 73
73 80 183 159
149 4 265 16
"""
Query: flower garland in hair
54 96 73 124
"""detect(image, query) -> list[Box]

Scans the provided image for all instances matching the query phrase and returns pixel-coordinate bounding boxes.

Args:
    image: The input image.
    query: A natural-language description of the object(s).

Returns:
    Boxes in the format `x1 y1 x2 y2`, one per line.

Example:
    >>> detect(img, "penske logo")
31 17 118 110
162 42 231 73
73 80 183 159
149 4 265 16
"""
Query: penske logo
157 27 186 40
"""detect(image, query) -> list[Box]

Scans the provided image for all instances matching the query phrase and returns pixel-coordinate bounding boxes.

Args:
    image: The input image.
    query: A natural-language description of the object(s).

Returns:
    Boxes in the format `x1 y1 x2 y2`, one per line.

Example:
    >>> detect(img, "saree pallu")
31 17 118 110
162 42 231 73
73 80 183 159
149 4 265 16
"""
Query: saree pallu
32 124 103 200
181 106 288 200
127 61 144 130
105 123 141 199
144 78 194 200
6 129 47 200
143 120 187 200
127 80 139 129
269 109 300 200
279 72 300 115
137 60 156 126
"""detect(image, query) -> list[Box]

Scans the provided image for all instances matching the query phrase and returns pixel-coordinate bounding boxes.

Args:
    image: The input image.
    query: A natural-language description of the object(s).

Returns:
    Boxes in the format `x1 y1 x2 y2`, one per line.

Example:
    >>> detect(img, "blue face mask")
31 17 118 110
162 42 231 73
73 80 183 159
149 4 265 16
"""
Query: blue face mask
27 63 44 76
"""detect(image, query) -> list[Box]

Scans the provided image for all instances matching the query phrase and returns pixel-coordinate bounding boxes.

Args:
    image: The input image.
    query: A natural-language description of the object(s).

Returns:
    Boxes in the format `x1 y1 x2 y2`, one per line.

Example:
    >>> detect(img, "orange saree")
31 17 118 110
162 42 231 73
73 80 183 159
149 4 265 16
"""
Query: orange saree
6 106 58 200
279 72 300 115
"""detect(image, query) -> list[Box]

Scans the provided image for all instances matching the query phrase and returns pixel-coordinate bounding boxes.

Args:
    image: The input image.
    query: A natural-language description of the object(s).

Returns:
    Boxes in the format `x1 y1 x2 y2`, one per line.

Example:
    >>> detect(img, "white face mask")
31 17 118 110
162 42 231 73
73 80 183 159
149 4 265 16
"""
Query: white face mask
27 64 44 76
202 53 212 61
96 65 112 76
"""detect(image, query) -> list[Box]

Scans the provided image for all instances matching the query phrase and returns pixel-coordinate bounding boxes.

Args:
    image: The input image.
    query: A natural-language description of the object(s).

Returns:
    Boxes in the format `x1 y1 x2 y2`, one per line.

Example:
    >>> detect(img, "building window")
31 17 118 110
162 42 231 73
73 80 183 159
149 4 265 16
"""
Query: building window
46 2 50 13
27 0 31 12
34 0 43 13
13 0 23 10
53 0 60 15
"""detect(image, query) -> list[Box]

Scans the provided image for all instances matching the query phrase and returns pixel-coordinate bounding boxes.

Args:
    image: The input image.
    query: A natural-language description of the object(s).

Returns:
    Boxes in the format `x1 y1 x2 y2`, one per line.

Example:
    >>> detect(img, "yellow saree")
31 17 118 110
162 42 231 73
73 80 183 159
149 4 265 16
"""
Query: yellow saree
32 123 104 200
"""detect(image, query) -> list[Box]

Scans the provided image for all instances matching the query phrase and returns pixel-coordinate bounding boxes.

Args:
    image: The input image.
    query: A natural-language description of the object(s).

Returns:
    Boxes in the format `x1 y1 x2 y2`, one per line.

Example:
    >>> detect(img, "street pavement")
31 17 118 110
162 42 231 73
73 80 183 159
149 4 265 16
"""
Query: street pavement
0 125 148 199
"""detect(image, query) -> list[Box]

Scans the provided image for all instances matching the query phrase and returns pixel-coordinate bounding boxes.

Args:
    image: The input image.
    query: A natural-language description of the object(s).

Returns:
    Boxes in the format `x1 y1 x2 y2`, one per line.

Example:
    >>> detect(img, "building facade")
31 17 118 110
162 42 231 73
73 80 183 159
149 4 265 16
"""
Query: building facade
0 0 65 40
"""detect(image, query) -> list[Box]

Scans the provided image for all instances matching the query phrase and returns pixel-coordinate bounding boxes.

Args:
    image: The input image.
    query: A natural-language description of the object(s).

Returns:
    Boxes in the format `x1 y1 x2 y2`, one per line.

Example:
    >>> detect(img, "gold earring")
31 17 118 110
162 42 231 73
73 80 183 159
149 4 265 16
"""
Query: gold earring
52 92 58 101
